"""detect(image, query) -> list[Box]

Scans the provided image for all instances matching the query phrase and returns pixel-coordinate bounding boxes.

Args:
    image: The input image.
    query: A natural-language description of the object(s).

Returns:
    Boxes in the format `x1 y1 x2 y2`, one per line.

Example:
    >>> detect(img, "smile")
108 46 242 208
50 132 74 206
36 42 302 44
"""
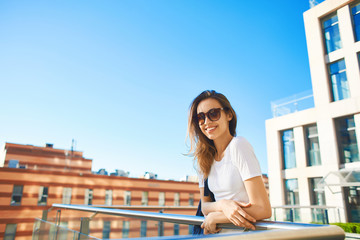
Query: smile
206 126 217 133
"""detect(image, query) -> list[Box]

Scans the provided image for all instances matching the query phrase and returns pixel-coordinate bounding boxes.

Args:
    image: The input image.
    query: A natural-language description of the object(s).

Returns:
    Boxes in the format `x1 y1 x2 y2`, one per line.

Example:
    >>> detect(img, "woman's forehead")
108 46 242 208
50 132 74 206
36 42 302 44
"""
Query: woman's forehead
197 98 221 112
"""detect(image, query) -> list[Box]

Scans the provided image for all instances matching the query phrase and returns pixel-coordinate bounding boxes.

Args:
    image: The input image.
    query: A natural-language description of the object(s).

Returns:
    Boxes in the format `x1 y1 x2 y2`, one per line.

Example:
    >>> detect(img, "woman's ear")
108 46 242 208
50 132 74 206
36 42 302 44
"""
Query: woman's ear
227 111 233 121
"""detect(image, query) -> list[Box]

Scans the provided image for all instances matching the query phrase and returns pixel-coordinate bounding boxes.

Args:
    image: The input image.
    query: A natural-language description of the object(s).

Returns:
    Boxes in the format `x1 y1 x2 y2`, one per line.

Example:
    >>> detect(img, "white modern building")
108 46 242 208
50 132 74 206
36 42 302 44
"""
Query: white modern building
266 0 360 223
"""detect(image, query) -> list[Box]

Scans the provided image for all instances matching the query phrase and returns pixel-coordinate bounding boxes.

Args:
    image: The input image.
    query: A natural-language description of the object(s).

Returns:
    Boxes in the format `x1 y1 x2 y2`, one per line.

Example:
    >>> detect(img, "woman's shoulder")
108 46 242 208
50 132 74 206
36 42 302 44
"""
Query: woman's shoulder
231 136 251 147
229 136 255 154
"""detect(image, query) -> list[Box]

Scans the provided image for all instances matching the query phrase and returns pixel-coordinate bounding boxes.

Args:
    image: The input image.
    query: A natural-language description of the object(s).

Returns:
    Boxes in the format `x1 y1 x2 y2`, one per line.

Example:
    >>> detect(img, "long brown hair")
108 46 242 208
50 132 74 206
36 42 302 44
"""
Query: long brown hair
187 90 237 178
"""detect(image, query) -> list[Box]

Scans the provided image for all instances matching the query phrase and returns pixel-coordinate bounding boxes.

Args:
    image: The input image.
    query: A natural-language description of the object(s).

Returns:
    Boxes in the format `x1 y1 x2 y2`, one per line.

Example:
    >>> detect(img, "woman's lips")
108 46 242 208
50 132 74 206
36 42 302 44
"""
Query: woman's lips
206 126 217 133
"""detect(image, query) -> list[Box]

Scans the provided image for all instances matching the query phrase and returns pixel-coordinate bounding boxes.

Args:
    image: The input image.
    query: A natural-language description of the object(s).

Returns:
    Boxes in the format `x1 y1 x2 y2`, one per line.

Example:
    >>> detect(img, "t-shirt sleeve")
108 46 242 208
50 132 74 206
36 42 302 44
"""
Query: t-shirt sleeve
232 137 262 181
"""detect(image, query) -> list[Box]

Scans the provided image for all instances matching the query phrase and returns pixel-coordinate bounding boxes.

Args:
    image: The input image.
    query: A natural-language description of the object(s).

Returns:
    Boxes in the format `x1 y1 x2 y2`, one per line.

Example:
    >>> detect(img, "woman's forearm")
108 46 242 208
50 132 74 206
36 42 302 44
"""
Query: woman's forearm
239 202 272 220
201 200 223 216
202 199 271 221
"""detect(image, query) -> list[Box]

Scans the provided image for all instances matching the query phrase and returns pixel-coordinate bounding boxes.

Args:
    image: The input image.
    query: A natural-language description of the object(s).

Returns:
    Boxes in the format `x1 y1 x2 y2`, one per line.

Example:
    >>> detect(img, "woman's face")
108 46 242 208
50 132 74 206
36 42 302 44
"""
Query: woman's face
196 98 232 141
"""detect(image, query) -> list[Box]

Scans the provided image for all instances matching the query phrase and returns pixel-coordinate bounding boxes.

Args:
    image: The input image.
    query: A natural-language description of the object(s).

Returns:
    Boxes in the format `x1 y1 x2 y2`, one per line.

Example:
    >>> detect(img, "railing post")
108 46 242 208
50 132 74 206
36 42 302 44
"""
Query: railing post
273 208 276 221
78 217 90 240
324 209 329 224
289 208 294 222
158 210 164 236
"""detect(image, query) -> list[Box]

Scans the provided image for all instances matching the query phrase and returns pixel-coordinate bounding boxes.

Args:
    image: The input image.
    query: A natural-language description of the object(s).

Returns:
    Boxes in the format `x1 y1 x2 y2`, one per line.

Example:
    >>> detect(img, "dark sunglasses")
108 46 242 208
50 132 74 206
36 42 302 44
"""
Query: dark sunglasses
196 108 226 125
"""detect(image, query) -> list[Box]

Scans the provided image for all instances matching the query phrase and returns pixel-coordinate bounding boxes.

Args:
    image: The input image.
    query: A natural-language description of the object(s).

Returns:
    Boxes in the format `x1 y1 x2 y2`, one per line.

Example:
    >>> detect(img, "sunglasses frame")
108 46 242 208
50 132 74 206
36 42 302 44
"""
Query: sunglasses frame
196 108 226 125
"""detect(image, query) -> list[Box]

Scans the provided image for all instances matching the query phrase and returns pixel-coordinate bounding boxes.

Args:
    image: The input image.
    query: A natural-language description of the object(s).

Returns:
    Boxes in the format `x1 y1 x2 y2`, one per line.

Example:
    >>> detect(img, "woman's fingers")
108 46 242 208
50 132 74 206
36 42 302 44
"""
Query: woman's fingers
232 214 255 230
238 208 256 223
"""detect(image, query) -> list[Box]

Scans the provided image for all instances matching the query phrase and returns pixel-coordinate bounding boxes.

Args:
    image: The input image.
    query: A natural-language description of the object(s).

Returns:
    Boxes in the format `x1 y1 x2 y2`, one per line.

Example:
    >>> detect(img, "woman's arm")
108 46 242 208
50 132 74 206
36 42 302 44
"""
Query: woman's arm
200 176 271 232
242 176 272 220
200 188 256 230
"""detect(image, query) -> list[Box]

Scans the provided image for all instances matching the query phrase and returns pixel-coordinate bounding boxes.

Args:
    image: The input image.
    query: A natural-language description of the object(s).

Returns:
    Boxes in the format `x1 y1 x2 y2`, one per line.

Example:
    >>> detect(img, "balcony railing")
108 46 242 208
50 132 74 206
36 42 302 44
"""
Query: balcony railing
31 203 346 240
271 90 314 118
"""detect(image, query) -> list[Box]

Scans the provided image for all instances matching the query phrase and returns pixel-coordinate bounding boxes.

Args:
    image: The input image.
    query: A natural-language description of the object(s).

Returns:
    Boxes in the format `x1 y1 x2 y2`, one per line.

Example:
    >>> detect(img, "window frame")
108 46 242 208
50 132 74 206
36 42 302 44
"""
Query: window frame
10 185 23 206
38 186 49 206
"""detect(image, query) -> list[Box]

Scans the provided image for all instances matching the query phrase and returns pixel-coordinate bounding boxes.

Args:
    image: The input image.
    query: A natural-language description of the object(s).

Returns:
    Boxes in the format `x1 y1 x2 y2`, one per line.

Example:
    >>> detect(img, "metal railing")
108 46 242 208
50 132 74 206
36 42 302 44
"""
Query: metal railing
31 203 347 240
271 89 314 118
272 205 342 224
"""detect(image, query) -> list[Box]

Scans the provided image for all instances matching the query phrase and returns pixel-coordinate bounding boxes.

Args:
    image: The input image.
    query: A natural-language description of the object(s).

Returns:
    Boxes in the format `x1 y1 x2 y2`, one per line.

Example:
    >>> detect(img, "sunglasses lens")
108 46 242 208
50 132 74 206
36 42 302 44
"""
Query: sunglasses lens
197 113 205 124
208 108 221 121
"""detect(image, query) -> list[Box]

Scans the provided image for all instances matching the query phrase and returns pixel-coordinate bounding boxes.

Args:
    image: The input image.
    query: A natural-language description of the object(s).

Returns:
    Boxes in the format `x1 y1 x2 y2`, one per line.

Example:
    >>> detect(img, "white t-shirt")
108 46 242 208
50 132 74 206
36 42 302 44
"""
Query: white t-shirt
198 136 262 203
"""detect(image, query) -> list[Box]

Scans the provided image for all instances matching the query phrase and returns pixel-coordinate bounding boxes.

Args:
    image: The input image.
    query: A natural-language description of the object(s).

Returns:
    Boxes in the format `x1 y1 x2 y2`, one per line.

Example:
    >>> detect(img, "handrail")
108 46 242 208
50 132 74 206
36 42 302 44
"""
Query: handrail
50 204 345 239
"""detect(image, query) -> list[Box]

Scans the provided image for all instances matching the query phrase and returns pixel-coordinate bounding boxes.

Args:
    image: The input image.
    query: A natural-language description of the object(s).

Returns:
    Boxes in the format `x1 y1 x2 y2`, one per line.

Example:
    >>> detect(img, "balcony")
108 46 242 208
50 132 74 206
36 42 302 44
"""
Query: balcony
31 203 346 240
271 90 314 118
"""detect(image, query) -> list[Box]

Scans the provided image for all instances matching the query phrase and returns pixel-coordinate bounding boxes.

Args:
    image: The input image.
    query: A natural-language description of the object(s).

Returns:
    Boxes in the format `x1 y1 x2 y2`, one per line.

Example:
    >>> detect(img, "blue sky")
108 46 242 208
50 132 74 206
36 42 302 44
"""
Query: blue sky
0 0 313 180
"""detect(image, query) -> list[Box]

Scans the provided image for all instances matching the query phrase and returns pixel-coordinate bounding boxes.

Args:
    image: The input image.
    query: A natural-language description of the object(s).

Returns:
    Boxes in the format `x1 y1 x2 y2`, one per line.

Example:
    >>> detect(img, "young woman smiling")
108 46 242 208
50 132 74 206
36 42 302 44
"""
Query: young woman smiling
187 90 271 234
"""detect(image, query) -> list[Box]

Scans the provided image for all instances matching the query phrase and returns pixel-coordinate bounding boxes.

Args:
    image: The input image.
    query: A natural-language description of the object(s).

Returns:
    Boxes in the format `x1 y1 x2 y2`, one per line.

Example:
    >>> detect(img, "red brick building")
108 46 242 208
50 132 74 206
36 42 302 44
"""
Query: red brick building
0 143 200 239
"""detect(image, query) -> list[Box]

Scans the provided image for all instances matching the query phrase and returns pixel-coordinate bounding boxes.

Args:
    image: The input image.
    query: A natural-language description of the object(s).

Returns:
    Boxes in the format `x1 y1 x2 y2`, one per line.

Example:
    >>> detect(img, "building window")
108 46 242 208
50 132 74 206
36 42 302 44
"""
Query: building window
336 116 359 164
174 224 180 235
329 59 350 101
4 223 17 240
8 159 19 168
305 124 321 166
174 193 180 206
352 3 360 42
323 14 342 53
188 225 194 234
284 179 300 222
159 192 165 206
189 193 194 206
102 221 111 239
282 129 296 169
343 186 360 222
140 220 147 237
105 190 112 206
84 189 93 205
10 185 23 206
62 187 72 204
309 177 327 223
122 221 130 238
38 186 49 206
141 191 148 206
124 191 131 206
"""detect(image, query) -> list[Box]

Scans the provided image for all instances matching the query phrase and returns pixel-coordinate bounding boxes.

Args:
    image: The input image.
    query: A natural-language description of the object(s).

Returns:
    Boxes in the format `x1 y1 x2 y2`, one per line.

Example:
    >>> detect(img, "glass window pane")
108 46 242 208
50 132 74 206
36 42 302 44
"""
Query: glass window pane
189 193 194 206
11 185 23 206
142 191 148 206
84 189 93 205
159 192 165 206
329 59 350 101
174 193 180 206
353 3 360 42
122 221 130 238
124 191 131 205
306 124 322 166
282 129 296 169
336 116 359 164
38 186 48 206
103 221 111 239
174 224 180 235
309 178 327 223
323 15 342 53
140 220 147 237
62 187 72 204
105 190 112 206
4 224 17 240
284 179 300 222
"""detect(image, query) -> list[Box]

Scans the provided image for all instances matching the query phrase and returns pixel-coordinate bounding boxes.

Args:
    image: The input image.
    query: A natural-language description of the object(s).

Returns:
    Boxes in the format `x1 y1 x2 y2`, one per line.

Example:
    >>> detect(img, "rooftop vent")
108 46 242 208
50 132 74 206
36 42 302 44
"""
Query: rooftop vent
45 143 54 148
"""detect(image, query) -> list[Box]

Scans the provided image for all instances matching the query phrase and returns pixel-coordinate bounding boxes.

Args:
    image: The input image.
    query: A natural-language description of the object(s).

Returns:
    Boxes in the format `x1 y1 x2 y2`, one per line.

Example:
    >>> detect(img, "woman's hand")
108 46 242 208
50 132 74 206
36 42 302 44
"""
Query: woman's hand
201 212 222 234
219 199 256 230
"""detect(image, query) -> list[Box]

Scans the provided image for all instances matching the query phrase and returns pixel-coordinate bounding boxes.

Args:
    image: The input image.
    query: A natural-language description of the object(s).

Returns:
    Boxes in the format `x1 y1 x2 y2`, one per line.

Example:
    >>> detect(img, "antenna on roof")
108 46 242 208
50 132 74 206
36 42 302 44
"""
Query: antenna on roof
71 139 75 153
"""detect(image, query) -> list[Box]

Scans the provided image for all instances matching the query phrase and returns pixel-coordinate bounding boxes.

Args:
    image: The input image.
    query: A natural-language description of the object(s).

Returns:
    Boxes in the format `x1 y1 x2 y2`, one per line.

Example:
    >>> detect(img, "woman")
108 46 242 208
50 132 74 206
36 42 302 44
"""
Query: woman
187 90 271 234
